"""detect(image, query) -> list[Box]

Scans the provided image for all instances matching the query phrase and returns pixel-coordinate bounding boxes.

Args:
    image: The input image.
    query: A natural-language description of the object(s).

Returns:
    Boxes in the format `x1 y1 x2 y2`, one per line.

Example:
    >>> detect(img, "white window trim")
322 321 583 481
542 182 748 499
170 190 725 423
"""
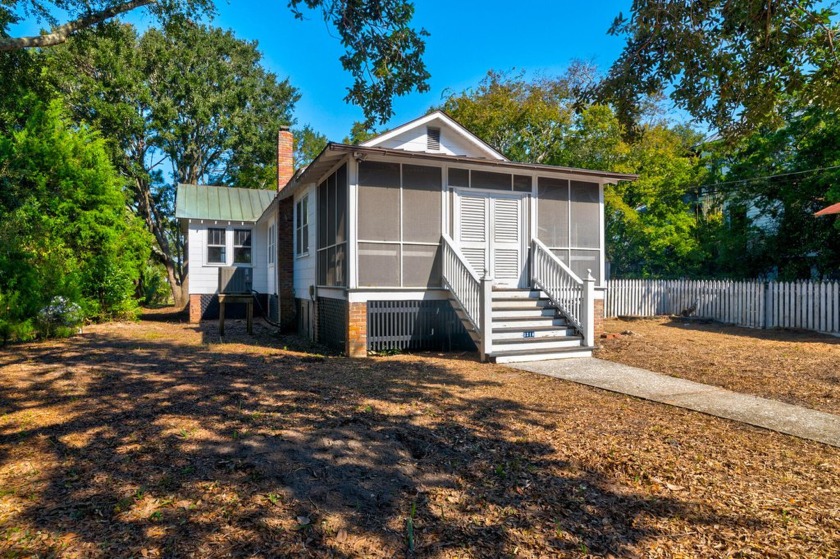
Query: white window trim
206 227 227 266
232 228 254 267
267 222 276 265
296 194 310 258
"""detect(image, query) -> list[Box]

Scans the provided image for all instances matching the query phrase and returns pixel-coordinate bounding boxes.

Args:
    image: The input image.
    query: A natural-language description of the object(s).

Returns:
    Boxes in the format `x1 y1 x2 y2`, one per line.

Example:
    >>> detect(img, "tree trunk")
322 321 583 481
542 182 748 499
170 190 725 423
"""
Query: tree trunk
165 258 188 309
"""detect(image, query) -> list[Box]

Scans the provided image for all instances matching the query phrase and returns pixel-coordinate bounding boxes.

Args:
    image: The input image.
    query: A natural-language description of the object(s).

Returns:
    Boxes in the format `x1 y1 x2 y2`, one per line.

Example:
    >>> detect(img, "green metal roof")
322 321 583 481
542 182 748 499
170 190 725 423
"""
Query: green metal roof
175 184 276 222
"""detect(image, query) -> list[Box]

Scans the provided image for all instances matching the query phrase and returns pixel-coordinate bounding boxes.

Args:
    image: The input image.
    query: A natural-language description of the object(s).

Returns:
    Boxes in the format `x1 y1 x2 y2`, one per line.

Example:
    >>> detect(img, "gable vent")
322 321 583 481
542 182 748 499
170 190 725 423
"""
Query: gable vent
426 127 441 151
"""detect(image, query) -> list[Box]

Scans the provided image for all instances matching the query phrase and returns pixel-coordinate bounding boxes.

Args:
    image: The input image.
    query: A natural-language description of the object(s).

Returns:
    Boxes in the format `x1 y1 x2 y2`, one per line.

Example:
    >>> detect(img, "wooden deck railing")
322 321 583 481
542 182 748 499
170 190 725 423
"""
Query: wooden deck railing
441 234 493 360
531 238 595 346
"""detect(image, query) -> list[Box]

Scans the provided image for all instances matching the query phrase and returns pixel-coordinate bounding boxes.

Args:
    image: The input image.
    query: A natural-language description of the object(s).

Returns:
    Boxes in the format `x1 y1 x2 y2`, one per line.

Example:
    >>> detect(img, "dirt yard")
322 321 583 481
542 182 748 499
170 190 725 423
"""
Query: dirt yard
0 311 838 558
596 317 840 416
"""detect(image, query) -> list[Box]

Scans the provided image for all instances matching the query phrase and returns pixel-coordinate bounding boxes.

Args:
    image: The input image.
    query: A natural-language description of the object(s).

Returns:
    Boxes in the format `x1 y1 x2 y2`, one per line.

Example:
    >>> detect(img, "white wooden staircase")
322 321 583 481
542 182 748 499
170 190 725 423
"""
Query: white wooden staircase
487 288 592 363
441 234 597 363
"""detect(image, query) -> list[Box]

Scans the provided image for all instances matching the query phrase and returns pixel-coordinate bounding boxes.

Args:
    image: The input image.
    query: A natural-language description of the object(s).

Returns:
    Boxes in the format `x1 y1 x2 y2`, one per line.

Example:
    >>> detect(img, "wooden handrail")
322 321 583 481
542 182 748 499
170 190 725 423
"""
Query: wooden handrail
440 234 482 334
531 238 585 332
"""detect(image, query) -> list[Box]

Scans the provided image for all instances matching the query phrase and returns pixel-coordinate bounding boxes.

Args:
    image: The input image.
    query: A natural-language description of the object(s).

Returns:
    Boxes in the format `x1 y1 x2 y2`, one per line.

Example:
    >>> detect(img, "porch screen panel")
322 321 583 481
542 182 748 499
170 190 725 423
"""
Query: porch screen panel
472 170 512 191
513 175 532 192
358 243 400 286
537 177 569 247
569 181 600 249
336 164 348 243
448 168 469 188
358 161 400 241
403 244 441 287
402 164 442 243
570 250 600 283
327 173 337 246
317 163 348 287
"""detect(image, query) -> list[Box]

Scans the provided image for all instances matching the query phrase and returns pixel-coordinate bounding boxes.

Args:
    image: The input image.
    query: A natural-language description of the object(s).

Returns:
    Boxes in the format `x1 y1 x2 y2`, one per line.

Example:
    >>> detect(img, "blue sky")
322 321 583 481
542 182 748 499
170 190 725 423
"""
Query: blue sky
209 0 633 140
16 1 633 140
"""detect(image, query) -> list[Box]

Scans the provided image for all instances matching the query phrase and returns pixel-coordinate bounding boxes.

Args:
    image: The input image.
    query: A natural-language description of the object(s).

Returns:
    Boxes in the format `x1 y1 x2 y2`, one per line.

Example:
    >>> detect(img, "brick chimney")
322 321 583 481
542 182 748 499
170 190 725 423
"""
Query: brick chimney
277 126 294 191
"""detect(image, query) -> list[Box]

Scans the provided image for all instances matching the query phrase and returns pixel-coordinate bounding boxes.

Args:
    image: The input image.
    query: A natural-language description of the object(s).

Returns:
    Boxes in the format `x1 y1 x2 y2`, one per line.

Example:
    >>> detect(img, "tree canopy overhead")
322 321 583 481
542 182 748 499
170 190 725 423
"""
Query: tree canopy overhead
45 21 300 307
1 0 429 125
603 0 840 138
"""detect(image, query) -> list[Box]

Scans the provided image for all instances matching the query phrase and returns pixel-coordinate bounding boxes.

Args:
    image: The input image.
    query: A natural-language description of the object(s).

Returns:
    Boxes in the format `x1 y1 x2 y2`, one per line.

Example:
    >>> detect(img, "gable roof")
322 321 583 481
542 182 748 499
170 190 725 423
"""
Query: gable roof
361 110 508 161
175 184 276 222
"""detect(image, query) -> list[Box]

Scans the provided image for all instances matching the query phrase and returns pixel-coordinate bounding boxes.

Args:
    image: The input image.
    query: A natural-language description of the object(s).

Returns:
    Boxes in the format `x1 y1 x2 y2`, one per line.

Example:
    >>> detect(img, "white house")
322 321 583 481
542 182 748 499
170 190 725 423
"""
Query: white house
176 112 636 362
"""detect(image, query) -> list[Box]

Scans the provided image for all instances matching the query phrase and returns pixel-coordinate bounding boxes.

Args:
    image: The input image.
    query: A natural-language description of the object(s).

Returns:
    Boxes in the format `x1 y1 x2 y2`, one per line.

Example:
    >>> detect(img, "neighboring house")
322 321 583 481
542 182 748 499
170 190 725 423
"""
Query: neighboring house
176 112 635 362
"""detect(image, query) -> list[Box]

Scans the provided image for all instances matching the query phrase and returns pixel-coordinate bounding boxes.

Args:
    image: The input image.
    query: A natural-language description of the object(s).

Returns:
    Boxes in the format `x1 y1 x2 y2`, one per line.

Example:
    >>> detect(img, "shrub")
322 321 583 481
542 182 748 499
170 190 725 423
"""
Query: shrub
36 296 84 338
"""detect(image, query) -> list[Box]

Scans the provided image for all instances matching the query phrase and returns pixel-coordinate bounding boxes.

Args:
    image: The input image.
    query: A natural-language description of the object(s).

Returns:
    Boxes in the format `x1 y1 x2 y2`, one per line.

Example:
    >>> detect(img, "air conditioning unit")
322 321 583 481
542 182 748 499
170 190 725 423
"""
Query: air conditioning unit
218 267 253 294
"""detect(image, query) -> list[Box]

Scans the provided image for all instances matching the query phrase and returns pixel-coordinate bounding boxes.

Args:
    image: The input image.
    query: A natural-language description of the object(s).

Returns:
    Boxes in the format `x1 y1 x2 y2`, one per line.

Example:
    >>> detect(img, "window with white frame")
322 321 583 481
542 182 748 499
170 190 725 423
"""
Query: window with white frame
207 228 226 264
296 194 309 256
267 222 276 265
233 229 252 264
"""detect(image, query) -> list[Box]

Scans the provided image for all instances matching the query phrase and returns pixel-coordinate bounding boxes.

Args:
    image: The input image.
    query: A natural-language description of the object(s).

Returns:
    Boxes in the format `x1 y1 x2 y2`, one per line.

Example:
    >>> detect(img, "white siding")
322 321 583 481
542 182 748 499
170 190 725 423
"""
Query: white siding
187 221 266 295
376 124 489 158
293 184 317 297
252 220 269 293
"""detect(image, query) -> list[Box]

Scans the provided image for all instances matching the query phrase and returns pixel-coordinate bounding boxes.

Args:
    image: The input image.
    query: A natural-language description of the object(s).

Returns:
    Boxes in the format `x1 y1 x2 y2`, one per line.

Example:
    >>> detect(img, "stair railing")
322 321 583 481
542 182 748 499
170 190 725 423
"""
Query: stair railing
531 238 595 347
441 234 492 360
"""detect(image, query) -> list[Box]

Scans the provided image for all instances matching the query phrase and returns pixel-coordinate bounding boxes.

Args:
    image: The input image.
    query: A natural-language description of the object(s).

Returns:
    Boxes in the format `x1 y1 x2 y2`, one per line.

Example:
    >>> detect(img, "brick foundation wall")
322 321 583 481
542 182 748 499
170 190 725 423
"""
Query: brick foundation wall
277 197 295 331
189 294 202 323
593 299 605 335
346 301 368 358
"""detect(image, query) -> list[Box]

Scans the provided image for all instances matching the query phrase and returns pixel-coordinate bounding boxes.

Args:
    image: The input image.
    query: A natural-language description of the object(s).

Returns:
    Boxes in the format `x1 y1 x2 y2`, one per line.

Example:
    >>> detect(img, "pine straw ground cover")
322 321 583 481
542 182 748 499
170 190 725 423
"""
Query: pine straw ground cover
596 317 840 416
0 312 837 558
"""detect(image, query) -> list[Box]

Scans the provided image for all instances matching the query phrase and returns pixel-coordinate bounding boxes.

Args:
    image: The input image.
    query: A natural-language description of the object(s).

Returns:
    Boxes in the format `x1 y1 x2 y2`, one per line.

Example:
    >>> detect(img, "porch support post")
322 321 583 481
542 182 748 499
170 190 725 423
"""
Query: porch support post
581 270 596 347
480 271 494 362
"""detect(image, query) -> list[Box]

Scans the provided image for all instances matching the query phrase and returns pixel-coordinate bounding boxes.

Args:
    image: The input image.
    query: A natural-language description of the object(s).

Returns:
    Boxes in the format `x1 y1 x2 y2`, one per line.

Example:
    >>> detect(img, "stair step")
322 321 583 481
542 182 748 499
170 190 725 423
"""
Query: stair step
492 299 551 309
493 327 577 339
492 338 582 351
490 346 594 364
491 289 542 299
493 308 557 319
493 317 569 329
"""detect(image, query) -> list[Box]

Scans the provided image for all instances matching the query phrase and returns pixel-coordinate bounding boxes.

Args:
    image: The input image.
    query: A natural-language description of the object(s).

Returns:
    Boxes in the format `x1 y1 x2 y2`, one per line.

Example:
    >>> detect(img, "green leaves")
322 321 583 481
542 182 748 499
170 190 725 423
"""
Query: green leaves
0 98 151 331
602 0 840 139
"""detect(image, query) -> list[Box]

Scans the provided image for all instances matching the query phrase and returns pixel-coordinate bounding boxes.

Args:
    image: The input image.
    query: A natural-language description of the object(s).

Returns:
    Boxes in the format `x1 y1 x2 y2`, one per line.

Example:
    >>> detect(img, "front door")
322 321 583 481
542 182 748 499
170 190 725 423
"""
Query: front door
456 191 524 287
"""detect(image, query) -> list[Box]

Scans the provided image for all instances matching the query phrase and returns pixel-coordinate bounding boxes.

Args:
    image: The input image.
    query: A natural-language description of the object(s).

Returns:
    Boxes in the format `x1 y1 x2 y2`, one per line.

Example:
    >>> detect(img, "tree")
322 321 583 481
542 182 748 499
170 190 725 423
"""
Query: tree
0 98 150 338
701 106 840 279
294 125 329 168
46 21 298 307
602 1 840 138
2 0 429 125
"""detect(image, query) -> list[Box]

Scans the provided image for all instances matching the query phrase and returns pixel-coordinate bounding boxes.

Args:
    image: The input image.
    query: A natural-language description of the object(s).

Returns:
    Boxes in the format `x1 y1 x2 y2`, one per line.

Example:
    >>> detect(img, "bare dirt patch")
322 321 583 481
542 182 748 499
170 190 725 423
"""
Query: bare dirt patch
0 311 838 557
596 317 840 415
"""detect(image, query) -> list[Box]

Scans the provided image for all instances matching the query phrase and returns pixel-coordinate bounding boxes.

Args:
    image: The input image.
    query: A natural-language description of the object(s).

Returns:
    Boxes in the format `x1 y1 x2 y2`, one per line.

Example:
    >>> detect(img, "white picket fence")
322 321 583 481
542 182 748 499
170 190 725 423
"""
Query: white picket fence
605 279 840 334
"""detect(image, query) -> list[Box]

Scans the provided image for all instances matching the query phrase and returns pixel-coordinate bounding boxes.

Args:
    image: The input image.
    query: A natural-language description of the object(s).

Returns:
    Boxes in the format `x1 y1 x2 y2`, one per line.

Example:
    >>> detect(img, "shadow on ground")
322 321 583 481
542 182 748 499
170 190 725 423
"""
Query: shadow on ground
0 318 758 557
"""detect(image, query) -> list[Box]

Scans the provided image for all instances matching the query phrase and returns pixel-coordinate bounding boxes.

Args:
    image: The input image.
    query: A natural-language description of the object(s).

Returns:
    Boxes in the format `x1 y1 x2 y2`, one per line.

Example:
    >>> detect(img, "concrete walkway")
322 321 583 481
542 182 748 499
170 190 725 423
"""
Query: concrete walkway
513 358 840 447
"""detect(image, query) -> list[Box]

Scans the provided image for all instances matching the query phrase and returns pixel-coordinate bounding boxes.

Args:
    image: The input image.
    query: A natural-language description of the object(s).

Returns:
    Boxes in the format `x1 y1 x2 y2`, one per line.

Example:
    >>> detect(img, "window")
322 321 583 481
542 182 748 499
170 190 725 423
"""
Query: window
267 222 276 265
296 195 309 256
233 229 252 264
207 228 226 264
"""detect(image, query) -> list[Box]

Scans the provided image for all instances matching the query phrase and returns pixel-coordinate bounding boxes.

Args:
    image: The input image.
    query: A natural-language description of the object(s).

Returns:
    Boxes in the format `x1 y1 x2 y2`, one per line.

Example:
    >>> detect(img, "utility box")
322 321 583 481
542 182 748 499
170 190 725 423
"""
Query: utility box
218 267 253 294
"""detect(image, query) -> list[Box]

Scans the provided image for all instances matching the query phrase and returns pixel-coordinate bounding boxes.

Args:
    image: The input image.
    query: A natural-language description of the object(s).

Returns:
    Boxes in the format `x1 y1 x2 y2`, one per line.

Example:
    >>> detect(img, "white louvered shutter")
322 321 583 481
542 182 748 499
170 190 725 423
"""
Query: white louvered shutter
459 194 488 276
491 197 521 284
